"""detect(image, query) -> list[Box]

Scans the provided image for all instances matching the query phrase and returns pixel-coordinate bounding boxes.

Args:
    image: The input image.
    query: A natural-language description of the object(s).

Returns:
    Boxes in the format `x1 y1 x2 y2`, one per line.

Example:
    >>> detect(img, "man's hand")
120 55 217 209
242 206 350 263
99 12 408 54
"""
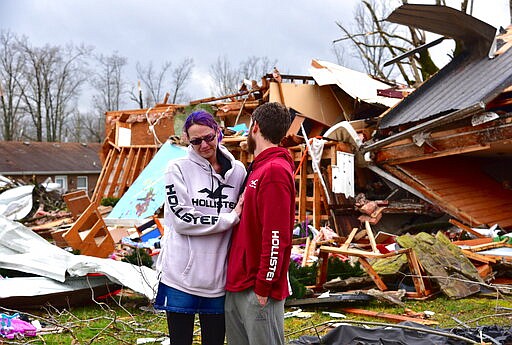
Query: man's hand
255 293 268 307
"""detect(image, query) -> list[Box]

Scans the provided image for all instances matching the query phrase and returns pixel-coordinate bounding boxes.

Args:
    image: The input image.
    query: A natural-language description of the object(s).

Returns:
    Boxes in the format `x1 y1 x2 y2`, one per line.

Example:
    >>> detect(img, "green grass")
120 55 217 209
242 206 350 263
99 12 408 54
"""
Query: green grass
3 291 511 344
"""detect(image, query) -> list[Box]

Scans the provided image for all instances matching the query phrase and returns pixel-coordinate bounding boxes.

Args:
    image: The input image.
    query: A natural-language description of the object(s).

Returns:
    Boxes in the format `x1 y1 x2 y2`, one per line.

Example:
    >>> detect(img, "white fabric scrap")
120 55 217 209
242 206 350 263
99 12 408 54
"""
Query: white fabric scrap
309 138 326 173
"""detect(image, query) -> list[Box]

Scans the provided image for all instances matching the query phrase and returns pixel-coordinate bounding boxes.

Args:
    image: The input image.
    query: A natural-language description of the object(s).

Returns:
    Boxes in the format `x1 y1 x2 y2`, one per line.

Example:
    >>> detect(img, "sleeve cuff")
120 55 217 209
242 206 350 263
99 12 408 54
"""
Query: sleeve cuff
254 279 271 297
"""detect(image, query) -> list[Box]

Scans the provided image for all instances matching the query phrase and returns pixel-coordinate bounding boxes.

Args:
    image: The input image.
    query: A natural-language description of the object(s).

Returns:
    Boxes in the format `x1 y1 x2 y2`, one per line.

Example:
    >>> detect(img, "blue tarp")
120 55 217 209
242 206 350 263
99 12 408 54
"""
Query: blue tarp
107 141 187 220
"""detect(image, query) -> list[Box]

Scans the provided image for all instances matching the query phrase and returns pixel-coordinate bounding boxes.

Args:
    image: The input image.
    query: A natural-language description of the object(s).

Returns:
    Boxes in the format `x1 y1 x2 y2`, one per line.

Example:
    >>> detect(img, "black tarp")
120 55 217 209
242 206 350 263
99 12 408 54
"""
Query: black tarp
290 321 512 345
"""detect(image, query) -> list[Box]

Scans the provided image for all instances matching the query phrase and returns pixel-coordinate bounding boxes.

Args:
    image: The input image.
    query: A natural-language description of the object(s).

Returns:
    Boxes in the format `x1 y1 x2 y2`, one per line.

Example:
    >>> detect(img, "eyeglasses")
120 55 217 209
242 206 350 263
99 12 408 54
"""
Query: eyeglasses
189 132 216 145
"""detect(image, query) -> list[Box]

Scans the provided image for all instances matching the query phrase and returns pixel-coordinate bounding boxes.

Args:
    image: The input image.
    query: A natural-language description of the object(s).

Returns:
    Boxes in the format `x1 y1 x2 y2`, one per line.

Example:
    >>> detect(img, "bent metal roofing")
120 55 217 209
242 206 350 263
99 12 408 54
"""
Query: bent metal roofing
0 141 101 175
378 5 512 130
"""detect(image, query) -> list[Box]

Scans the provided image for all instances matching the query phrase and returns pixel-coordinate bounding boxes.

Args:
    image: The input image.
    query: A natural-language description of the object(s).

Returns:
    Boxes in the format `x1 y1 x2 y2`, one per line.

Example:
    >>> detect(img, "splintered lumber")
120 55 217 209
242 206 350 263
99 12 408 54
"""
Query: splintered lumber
465 239 509 252
62 201 115 258
358 257 388 290
302 237 311 267
397 232 483 299
364 221 379 253
318 245 430 297
340 308 439 325
476 264 493 280
323 276 376 290
449 219 486 238
460 249 497 264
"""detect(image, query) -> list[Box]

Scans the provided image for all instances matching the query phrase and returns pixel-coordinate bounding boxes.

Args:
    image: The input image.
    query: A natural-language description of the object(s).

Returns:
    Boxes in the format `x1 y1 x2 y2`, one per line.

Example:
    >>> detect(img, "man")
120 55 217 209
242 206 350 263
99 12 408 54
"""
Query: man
225 102 295 345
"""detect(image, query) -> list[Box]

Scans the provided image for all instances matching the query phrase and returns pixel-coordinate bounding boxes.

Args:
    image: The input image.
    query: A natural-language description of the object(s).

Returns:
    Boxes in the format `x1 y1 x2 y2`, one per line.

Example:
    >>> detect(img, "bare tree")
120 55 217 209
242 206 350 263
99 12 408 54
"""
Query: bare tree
334 0 441 87
132 57 194 106
239 56 276 81
91 53 127 113
66 110 103 143
47 44 90 142
209 55 240 96
134 60 171 106
209 55 277 97
170 57 194 104
331 44 347 66
0 30 26 141
18 40 89 141
89 52 127 139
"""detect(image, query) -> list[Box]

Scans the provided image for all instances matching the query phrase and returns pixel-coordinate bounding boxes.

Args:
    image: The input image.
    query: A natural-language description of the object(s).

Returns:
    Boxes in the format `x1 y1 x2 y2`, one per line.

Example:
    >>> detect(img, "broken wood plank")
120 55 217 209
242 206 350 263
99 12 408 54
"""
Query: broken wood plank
449 219 486 238
340 227 358 251
404 248 428 297
452 237 493 246
323 275 377 291
465 239 508 252
358 257 388 291
460 249 497 263
476 264 493 280
374 118 512 165
340 308 439 325
364 221 379 253
302 237 311 267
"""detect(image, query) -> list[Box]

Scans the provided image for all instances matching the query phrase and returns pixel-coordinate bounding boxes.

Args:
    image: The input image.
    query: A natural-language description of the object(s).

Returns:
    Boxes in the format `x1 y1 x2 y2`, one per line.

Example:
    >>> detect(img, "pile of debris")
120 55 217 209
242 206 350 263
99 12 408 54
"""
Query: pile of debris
1 5 512 343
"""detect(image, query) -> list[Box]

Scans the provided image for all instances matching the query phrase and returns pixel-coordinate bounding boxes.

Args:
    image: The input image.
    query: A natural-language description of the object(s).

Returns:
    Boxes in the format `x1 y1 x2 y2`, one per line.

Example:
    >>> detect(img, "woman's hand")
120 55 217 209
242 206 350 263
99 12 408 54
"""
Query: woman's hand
234 192 244 217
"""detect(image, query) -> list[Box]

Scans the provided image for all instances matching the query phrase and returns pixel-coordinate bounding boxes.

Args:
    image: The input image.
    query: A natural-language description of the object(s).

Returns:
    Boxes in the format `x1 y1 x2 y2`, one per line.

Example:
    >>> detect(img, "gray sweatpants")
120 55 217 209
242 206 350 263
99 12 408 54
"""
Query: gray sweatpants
225 289 285 345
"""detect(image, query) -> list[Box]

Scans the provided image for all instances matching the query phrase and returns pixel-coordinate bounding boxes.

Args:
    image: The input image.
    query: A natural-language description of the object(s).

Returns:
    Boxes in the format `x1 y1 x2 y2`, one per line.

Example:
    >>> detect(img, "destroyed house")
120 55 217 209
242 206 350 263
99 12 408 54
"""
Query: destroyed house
361 4 512 230
0 141 101 196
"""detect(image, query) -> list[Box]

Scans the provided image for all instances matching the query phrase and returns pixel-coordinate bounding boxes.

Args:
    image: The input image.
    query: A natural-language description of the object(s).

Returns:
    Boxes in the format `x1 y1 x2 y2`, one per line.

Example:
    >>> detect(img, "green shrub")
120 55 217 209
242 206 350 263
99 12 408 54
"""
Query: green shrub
288 256 364 299
121 248 153 268
101 197 120 207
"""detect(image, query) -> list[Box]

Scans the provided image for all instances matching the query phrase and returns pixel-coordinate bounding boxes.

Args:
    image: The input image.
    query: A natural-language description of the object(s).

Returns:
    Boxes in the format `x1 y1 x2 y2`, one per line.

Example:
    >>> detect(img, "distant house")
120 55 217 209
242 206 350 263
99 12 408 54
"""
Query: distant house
0 141 102 196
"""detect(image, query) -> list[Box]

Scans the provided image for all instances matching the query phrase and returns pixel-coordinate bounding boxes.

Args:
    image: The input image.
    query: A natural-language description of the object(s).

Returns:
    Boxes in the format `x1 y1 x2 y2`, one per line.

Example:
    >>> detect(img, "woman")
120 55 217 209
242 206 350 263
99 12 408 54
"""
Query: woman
154 110 246 345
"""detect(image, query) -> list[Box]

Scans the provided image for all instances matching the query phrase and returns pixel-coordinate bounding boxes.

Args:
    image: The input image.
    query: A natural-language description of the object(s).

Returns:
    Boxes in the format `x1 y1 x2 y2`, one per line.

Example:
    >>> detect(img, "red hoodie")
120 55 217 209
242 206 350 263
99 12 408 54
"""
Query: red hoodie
226 147 296 300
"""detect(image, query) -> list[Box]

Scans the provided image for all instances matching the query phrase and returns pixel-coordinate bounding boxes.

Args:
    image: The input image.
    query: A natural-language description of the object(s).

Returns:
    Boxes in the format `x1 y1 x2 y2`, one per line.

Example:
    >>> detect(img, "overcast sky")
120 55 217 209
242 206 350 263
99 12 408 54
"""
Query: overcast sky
0 0 510 103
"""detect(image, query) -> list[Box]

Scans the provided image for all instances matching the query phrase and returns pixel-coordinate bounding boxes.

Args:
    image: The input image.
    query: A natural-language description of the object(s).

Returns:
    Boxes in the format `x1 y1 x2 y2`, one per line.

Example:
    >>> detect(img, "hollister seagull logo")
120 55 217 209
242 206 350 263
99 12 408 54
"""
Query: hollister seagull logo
249 179 258 189
198 183 234 214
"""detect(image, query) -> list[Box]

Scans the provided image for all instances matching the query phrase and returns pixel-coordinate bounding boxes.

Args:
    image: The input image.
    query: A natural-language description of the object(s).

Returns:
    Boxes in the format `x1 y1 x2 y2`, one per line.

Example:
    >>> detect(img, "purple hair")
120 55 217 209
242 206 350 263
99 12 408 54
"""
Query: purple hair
183 110 223 142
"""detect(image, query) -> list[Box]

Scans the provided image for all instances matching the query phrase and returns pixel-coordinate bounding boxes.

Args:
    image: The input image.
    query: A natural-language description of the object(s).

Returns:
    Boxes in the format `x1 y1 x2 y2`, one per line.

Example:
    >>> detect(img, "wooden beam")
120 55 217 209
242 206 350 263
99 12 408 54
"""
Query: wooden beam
340 308 439 325
358 257 388 291
364 221 379 253
449 219 486 238
466 239 508 252
374 118 512 165
461 249 497 263
92 148 116 202
340 227 359 251
404 249 428 297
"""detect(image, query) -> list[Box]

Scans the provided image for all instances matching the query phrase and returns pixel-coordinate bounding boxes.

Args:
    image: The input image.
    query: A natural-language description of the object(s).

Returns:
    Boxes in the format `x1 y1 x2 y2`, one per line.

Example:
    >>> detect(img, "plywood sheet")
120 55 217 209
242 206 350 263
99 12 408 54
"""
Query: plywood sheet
269 82 342 127
398 156 512 229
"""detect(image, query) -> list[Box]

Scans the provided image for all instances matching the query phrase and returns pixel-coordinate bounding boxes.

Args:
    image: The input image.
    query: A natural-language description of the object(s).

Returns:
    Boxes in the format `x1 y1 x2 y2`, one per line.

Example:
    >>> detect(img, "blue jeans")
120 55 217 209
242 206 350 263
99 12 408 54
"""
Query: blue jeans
154 282 225 314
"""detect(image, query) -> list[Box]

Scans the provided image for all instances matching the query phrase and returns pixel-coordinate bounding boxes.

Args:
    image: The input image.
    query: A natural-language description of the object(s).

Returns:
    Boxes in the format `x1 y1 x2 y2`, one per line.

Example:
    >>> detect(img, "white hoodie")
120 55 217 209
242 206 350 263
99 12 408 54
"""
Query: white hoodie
158 144 246 297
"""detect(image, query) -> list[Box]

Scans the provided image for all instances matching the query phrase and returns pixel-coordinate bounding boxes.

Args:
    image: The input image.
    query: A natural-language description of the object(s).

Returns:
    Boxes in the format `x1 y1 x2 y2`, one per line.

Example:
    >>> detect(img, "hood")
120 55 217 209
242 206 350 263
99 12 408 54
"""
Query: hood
187 144 237 172
252 147 294 171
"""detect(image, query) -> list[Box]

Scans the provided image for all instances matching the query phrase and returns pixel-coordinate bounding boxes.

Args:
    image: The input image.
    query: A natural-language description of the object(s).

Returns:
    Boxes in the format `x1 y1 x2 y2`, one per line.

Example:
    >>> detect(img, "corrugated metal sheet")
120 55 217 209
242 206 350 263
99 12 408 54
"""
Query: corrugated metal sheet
0 142 101 174
386 4 496 55
378 39 512 130
378 5 512 130
397 156 512 230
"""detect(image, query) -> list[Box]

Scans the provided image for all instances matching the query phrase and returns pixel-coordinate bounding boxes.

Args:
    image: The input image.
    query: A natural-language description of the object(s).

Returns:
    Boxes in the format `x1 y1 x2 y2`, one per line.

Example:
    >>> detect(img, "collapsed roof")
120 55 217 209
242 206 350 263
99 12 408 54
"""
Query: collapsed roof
376 4 511 132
